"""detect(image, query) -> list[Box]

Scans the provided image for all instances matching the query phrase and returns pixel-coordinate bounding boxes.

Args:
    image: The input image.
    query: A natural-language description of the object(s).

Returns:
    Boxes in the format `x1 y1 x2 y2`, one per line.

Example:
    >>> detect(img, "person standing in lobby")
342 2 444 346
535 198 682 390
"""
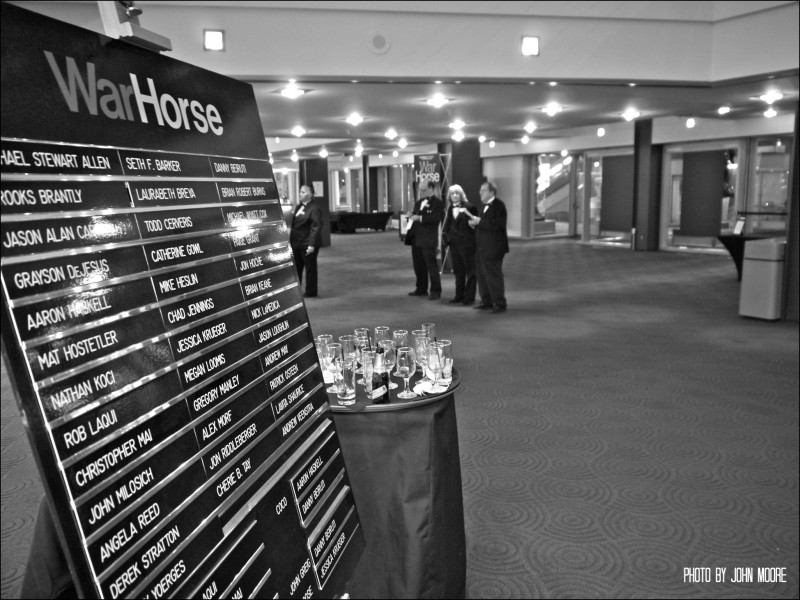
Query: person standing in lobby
441 184 478 305
406 178 445 300
469 181 509 314
291 184 323 298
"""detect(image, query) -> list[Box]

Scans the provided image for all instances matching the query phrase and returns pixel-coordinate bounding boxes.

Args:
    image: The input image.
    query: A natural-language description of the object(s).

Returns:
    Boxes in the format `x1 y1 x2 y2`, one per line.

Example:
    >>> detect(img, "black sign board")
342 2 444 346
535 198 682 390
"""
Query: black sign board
1 5 363 598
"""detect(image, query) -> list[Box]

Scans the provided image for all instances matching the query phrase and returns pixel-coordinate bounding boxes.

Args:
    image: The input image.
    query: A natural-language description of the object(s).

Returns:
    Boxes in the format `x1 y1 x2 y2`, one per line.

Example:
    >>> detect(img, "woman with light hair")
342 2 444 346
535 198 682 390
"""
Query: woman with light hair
441 184 479 305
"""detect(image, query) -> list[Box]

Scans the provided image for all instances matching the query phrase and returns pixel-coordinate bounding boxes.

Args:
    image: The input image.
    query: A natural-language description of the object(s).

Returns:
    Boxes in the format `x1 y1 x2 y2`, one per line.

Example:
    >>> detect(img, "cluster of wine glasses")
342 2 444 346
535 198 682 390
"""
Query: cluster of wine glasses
314 323 453 402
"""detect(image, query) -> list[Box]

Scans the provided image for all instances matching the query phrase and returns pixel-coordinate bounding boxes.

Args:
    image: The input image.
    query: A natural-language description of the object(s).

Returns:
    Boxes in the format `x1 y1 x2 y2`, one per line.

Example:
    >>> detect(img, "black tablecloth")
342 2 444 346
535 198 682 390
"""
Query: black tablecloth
717 234 768 280
330 373 466 599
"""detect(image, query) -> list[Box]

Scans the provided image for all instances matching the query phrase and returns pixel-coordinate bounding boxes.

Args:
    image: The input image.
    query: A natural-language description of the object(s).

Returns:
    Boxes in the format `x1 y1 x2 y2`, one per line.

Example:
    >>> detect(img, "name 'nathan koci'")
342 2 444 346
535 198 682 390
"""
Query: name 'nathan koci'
44 51 224 135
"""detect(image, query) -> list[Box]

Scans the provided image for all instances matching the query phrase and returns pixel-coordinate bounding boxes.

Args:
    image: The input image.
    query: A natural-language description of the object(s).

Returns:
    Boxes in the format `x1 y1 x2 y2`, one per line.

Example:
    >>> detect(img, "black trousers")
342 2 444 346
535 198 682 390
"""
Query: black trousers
411 245 441 294
293 246 319 295
475 247 506 308
448 242 476 303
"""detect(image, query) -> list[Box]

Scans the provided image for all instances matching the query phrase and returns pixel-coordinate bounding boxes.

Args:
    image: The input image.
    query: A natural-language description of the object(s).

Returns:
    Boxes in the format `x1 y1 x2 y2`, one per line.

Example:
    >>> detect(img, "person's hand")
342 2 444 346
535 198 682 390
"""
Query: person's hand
306 247 314 255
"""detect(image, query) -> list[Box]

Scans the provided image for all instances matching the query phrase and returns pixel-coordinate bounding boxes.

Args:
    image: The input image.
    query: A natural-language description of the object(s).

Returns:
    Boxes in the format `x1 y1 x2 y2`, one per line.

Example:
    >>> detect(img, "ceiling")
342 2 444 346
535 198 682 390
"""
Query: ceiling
253 73 799 162
12 1 798 164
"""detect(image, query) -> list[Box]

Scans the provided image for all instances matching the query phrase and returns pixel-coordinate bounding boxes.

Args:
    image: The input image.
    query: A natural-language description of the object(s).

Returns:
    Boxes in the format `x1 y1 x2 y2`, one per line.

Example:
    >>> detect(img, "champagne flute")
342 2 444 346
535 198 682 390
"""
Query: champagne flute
336 355 356 404
396 346 417 399
326 343 343 393
412 331 430 387
421 322 436 342
354 328 371 350
354 331 369 381
378 340 398 389
339 335 356 363
392 329 408 350
360 350 376 391
374 326 390 346
316 334 335 390
437 339 453 384
427 341 446 393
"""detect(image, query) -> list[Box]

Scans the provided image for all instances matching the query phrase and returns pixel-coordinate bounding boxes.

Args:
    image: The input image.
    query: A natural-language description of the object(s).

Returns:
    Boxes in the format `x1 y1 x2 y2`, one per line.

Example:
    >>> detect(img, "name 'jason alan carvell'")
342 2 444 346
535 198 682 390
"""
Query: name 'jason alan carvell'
43 50 224 135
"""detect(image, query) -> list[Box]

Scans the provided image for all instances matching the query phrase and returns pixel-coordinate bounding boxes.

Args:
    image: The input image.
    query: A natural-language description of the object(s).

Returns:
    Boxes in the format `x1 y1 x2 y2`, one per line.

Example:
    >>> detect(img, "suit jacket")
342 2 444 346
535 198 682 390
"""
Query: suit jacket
409 194 444 249
290 200 323 249
442 202 478 248
475 198 509 259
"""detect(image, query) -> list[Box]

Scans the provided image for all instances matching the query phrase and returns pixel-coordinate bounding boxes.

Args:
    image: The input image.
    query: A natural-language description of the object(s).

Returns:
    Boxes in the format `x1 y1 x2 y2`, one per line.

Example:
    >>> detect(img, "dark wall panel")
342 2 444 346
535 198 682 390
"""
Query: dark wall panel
680 150 725 237
600 155 634 232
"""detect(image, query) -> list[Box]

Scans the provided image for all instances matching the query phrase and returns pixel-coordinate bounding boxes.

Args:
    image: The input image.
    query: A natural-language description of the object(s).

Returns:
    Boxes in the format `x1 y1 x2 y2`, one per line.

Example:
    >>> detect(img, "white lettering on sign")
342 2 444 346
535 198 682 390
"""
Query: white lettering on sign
44 51 223 135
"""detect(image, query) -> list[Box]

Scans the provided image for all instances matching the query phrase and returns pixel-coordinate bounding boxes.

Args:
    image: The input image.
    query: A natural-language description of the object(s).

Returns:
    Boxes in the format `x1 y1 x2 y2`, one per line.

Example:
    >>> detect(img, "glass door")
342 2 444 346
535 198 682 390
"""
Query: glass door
744 136 791 235
534 153 572 236
660 141 742 250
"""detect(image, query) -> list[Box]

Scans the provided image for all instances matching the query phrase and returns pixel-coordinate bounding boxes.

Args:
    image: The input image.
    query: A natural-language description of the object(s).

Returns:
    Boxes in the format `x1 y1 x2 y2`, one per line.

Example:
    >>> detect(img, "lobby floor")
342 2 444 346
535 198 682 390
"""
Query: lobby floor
2 232 798 598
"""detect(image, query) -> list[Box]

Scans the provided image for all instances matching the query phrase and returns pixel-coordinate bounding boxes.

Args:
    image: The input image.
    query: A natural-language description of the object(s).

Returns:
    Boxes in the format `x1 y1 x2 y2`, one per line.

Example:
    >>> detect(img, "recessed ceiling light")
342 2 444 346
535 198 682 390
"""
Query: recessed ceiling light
378 154 383 159
346 112 364 126
426 93 449 108
398 138 408 149
542 102 562 116
489 141 496 148
759 91 783 104
392 150 399 157
718 106 731 115
764 108 777 118
524 121 537 134
319 147 329 158
291 125 306 137
685 117 696 128
621 108 640 121
597 127 606 137
290 151 298 162
203 29 224 51
478 135 487 143
449 119 465 130
560 149 568 157
549 81 557 86
281 80 305 99
521 36 539 56
385 128 398 140
274 137 281 144
452 130 465 141
521 135 530 144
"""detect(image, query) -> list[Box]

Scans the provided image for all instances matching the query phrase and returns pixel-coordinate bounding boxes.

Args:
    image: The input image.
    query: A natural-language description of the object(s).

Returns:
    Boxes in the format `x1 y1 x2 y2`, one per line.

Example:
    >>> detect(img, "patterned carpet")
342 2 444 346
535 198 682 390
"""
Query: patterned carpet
2 232 798 598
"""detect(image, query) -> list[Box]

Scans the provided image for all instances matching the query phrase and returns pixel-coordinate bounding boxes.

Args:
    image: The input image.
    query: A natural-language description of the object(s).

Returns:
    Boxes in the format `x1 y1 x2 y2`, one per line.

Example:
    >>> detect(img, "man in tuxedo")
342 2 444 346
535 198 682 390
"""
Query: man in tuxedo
441 183 478 305
290 184 323 297
406 178 445 300
469 181 509 313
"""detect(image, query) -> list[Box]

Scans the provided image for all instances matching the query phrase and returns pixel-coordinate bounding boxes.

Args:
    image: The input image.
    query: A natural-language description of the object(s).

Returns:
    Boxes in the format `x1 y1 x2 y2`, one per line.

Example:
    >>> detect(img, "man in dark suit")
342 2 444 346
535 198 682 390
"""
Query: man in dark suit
290 184 323 297
406 179 445 300
441 183 478 305
469 181 509 313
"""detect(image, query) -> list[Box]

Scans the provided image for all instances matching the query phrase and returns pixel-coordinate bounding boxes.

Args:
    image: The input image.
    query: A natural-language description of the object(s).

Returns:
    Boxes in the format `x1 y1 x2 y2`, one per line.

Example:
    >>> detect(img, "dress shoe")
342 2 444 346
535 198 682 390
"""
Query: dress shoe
490 306 507 314
448 298 463 304
473 303 492 310
428 294 441 300
408 290 427 296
